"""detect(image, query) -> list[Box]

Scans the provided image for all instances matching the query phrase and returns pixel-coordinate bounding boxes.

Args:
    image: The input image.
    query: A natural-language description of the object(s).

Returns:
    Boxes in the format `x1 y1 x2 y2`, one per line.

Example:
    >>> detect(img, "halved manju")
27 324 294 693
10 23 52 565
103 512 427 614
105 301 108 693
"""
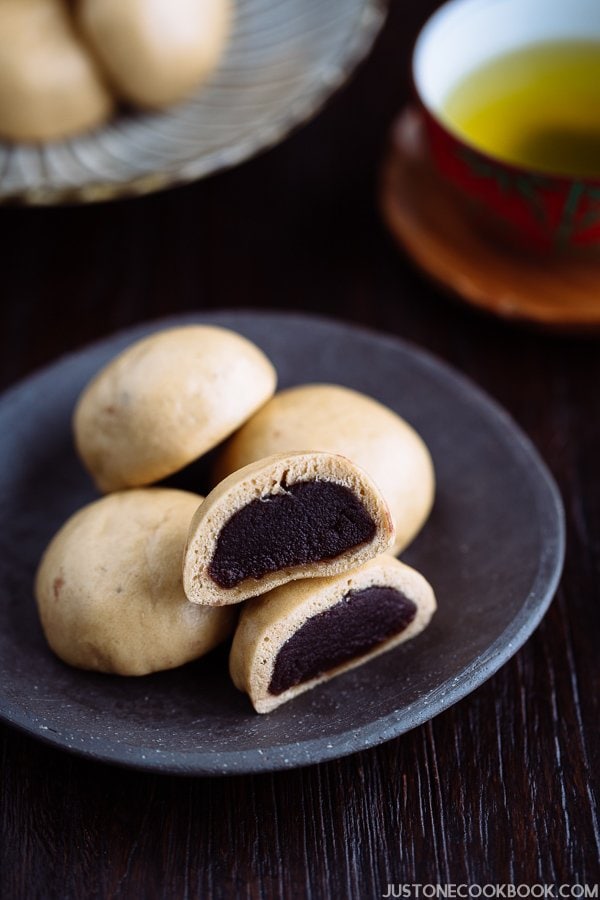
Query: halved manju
183 451 395 606
229 554 436 713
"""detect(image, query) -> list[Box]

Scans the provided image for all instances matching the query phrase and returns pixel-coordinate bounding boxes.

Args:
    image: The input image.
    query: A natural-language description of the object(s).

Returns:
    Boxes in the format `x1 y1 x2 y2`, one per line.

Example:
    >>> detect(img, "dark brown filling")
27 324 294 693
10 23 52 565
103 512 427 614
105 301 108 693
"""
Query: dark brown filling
209 479 376 589
268 586 417 695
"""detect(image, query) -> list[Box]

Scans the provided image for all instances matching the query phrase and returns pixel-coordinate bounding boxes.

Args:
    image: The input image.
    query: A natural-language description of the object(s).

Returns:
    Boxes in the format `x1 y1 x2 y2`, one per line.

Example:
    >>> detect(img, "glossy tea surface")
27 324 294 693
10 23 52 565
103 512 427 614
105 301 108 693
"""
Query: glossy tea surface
442 41 600 178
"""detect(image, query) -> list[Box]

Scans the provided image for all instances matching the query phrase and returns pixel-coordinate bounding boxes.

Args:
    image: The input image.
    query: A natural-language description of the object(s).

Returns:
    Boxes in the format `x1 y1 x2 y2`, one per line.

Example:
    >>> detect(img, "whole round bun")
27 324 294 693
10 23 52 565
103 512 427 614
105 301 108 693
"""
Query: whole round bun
73 325 277 492
0 0 113 142
214 384 435 556
35 488 236 675
77 0 231 109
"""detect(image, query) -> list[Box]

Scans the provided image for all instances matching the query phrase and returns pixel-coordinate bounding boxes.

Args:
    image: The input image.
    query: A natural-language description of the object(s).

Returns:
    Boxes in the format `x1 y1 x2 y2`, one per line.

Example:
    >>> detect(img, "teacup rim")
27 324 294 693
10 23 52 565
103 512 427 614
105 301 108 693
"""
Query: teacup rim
410 0 600 185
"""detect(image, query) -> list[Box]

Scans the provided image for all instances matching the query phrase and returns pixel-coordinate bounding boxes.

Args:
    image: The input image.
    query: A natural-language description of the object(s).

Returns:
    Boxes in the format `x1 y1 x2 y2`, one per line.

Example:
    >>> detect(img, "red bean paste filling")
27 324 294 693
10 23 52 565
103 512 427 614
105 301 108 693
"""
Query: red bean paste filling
268 586 417 695
209 479 376 589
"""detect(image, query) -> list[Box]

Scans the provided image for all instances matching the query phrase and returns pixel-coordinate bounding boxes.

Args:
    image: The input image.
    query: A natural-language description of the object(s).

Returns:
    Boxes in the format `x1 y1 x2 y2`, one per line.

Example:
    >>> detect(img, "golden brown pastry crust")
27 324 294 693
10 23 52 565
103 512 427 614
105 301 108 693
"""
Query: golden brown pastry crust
35 488 236 675
77 0 231 108
73 325 277 492
183 451 395 606
214 384 435 556
230 554 437 713
0 0 112 142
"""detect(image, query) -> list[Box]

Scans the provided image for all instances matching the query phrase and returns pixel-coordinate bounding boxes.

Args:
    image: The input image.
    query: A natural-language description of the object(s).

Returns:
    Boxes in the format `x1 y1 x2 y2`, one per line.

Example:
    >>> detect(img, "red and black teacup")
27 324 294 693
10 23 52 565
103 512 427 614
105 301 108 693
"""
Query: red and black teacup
412 0 600 254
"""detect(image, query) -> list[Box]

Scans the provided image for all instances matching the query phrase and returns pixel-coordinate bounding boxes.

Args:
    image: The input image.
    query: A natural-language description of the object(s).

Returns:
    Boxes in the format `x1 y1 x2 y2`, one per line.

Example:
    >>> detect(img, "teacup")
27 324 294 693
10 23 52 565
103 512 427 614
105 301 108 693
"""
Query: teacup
412 0 600 254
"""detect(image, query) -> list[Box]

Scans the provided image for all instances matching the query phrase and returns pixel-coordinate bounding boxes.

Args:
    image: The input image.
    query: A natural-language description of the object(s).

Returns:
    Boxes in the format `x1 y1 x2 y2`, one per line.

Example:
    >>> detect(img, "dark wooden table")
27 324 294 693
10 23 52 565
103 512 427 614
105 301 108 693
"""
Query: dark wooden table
1 2 598 895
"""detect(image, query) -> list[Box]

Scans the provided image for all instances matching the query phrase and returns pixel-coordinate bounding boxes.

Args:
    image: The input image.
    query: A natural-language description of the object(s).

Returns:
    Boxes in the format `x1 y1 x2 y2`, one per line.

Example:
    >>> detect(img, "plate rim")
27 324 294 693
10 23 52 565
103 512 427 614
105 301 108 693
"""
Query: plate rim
0 310 566 775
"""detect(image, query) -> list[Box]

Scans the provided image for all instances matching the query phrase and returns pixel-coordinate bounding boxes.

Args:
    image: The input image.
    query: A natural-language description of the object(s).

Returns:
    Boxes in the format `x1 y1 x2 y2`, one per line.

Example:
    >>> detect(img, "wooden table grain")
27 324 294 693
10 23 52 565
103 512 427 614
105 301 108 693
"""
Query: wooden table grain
1 2 598 896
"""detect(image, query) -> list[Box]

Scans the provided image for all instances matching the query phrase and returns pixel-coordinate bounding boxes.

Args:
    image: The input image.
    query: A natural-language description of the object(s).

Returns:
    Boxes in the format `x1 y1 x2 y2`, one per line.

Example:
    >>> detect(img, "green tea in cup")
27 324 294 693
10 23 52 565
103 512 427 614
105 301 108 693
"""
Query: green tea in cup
441 41 600 178
412 0 600 251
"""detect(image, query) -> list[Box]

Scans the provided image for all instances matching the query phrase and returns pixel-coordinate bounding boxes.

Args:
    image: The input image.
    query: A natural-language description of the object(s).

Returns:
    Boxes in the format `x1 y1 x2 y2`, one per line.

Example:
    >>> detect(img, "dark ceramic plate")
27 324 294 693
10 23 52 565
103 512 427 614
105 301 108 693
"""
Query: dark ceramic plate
0 312 564 775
